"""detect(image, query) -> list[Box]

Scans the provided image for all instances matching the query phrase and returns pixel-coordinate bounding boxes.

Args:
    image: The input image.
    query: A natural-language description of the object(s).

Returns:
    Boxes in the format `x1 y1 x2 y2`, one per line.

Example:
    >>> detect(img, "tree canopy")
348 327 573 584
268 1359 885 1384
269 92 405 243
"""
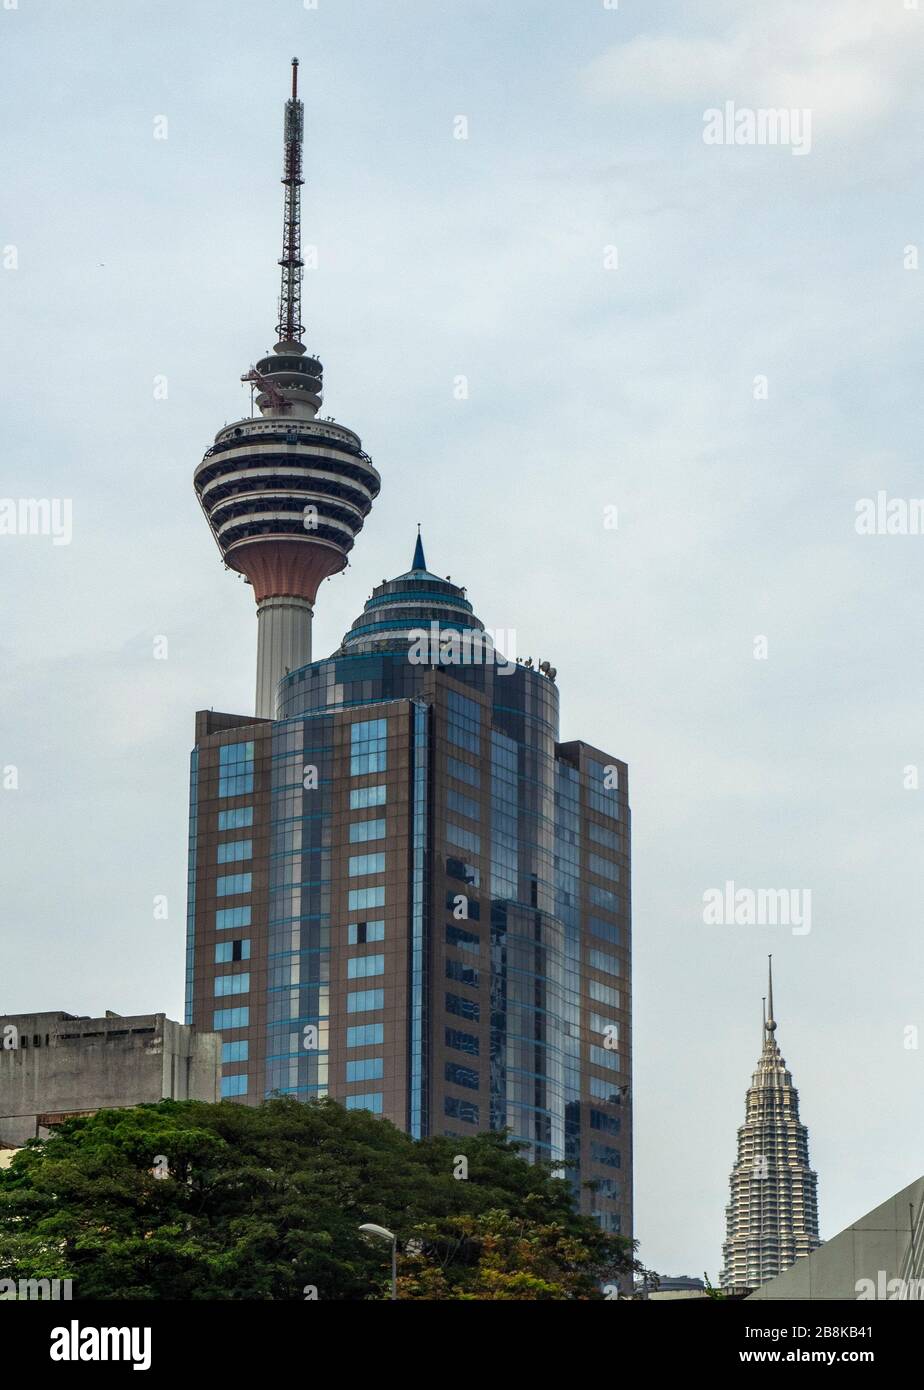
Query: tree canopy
0 1097 637 1299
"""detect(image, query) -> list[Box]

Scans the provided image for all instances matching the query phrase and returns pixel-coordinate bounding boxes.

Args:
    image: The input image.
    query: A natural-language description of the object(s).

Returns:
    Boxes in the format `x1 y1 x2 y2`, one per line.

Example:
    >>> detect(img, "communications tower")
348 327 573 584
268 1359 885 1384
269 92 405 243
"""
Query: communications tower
195 58 380 717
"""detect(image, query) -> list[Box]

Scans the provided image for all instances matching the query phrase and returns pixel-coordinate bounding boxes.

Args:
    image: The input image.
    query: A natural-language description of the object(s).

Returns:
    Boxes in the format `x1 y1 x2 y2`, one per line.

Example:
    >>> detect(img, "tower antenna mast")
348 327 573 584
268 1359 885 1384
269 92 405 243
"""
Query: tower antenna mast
276 56 305 350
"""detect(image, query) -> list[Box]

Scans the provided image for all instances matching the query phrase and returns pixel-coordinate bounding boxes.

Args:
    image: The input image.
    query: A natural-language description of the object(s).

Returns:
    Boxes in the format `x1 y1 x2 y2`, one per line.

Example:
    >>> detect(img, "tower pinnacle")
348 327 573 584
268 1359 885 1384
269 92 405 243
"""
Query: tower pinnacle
766 954 776 1034
412 527 427 573
276 56 305 354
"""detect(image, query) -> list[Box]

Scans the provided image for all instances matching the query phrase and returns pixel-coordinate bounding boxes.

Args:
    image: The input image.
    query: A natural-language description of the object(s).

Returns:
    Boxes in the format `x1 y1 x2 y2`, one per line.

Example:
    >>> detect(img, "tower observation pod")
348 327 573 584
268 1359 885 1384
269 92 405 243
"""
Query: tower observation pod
195 58 380 718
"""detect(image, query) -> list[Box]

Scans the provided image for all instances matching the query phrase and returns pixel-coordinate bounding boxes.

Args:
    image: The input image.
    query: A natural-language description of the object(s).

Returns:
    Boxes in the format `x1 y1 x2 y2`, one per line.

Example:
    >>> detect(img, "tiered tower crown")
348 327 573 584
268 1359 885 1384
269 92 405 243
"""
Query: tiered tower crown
720 959 822 1289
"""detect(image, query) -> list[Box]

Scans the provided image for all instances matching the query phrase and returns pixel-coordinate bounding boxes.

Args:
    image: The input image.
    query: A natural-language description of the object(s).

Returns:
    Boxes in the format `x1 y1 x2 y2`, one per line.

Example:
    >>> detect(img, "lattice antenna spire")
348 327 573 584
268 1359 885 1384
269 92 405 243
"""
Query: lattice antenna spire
276 57 305 351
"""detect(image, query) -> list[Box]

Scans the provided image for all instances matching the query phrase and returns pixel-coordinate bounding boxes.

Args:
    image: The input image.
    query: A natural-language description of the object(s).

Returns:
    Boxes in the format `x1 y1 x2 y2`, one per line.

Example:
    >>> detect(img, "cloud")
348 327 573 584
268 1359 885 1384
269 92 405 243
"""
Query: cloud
582 1 922 132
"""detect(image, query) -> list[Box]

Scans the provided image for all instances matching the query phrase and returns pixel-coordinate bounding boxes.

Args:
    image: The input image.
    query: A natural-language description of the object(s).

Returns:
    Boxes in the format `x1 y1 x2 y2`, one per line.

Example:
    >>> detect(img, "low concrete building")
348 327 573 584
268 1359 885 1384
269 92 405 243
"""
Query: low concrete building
0 1010 220 1147
748 1175 924 1300
649 1274 708 1300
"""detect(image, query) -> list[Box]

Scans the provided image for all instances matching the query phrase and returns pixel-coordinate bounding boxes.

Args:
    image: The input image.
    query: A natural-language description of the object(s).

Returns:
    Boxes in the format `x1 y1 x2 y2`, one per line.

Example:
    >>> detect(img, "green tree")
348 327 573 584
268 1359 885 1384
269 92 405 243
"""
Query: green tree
394 1209 625 1299
0 1098 639 1300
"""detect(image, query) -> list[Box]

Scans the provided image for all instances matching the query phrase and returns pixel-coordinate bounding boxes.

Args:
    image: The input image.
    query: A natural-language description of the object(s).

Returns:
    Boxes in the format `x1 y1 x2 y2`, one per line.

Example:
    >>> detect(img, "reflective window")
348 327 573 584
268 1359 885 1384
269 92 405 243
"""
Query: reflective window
447 755 480 789
350 784 386 809
348 920 385 945
589 884 620 914
218 741 254 798
346 1057 383 1082
215 939 250 963
588 948 620 976
588 852 620 883
216 905 251 931
348 852 386 877
446 689 481 753
446 924 480 954
347 1023 384 1048
222 1040 249 1063
447 787 479 821
446 821 480 856
349 818 386 843
213 1007 249 1030
445 992 480 1022
445 1061 479 1091
589 915 620 946
216 873 251 898
445 1027 479 1057
589 1013 618 1041
588 821 619 851
345 1092 383 1113
218 806 253 831
446 959 480 988
347 954 384 979
445 1095 479 1125
347 989 384 1013
589 978 620 1008
221 1074 248 1098
348 886 385 912
214 973 250 996
589 1075 623 1103
217 839 252 864
446 856 480 887
586 757 619 818
350 718 387 776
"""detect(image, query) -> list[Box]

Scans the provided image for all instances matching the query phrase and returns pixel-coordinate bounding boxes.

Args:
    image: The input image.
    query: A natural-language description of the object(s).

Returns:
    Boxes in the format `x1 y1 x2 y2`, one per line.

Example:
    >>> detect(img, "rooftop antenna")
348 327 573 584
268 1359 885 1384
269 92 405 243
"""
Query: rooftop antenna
276 57 305 352
766 955 776 1035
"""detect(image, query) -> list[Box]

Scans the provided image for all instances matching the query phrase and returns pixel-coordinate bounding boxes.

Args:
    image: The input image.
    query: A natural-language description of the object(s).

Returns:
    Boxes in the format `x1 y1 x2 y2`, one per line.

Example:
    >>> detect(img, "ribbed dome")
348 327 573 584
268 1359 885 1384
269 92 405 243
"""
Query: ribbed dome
339 533 485 654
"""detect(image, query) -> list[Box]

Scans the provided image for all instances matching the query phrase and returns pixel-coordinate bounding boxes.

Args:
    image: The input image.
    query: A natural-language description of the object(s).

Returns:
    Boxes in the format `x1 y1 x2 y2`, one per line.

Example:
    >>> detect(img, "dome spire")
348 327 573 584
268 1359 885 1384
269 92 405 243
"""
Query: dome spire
412 525 427 573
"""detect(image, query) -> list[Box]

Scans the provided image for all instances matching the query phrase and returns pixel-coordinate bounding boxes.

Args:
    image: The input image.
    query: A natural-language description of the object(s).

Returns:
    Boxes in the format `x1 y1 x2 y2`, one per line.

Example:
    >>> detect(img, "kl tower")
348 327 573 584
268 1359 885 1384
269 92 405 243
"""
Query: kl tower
195 58 380 717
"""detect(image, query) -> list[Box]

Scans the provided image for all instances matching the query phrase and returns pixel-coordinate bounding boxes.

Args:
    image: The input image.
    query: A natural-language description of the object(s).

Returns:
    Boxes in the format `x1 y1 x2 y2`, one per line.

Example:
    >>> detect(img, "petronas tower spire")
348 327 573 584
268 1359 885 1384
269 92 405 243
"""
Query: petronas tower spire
721 958 822 1288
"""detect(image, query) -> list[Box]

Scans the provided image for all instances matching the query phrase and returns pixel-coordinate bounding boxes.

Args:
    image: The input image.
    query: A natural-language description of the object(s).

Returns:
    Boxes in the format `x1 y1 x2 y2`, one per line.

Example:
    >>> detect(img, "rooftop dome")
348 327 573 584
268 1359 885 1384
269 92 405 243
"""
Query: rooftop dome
338 532 485 655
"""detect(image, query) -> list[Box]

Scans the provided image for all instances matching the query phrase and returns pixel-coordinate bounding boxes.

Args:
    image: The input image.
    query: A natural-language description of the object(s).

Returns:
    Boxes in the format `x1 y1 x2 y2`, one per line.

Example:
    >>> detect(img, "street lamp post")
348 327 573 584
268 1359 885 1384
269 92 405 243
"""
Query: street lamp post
358 1223 397 1300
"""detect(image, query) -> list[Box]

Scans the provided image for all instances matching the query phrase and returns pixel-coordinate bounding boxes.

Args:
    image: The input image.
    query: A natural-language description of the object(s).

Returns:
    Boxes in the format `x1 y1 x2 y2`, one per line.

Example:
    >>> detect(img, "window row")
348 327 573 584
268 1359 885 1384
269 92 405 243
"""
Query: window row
349 818 385 843
215 973 250 997
215 939 250 964
217 839 251 864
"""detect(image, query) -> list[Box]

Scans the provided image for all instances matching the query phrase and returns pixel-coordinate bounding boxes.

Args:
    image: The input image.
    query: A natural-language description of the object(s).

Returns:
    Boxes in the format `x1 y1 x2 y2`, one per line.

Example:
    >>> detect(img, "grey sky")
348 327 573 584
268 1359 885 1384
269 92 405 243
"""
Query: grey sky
1 0 922 1280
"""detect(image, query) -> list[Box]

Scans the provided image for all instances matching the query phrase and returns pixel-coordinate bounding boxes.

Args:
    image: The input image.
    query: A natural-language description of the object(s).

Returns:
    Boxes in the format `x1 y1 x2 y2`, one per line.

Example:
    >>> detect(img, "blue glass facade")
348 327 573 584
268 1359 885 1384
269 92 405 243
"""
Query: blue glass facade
265 713 334 1100
187 551 631 1240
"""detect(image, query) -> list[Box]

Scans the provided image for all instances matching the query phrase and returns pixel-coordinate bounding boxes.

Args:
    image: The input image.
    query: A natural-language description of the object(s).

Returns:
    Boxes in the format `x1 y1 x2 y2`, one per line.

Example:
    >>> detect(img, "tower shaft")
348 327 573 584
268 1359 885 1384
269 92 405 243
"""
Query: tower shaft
255 596 312 718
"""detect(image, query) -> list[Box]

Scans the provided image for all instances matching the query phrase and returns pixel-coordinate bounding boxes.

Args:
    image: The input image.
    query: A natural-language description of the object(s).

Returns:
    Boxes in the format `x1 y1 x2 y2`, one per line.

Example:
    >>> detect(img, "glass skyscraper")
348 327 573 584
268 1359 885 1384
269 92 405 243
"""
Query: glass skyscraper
185 538 632 1238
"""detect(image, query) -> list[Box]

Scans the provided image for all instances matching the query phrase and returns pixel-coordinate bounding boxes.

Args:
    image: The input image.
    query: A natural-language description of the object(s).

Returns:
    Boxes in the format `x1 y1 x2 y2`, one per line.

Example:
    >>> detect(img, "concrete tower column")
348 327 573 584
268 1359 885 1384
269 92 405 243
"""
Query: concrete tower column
255 596 313 718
